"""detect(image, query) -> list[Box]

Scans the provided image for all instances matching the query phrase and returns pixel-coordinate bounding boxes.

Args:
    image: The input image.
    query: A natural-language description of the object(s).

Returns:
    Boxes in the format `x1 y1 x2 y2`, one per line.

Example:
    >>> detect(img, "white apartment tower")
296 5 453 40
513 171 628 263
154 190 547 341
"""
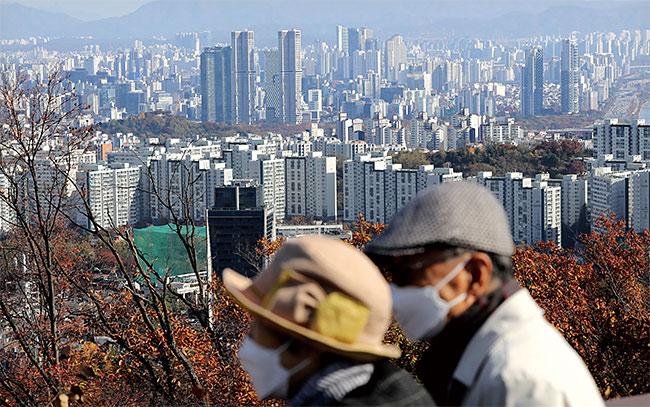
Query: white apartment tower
561 174 588 229
589 167 630 230
285 152 337 221
0 172 16 233
336 25 349 54
147 154 232 223
78 163 142 229
249 155 286 220
593 119 650 161
344 154 462 223
384 35 407 82
474 172 562 246
628 169 650 232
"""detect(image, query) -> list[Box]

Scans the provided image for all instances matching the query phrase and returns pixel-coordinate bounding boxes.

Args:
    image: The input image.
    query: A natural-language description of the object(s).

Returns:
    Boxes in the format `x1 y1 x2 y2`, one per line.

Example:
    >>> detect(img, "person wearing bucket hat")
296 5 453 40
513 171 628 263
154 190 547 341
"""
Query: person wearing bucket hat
223 235 434 406
365 182 603 407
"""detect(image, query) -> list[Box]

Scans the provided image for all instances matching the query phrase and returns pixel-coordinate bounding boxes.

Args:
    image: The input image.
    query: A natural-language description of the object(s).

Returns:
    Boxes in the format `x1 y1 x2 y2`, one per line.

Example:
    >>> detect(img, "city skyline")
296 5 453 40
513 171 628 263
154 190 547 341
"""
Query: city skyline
1 1 648 45
0 1 648 405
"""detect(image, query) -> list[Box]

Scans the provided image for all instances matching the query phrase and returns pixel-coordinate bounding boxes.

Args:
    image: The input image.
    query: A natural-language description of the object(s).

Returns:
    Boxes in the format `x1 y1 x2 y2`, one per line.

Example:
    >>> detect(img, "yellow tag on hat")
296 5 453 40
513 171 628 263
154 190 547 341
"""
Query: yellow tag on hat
310 292 370 344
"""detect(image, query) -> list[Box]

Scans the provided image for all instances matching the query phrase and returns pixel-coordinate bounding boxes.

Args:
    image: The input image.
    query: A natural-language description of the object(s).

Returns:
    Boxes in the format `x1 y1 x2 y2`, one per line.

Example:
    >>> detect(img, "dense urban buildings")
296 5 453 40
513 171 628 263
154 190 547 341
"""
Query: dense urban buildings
1 3 650 405
1 24 649 259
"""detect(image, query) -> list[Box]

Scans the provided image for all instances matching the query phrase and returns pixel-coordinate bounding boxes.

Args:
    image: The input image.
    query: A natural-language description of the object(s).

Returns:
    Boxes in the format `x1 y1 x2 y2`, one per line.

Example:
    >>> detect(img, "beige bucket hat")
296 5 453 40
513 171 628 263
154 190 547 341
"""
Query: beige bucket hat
223 235 401 361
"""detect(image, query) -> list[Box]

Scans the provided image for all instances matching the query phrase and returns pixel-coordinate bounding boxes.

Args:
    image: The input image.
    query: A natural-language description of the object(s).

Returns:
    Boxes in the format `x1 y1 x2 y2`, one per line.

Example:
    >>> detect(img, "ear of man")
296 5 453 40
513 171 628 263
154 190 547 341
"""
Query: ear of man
466 252 495 299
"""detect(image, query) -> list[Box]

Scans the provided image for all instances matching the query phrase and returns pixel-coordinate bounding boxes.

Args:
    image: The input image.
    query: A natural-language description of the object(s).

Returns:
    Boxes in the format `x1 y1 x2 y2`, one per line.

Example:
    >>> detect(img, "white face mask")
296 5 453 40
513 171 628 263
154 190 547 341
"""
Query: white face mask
390 260 469 342
238 336 311 400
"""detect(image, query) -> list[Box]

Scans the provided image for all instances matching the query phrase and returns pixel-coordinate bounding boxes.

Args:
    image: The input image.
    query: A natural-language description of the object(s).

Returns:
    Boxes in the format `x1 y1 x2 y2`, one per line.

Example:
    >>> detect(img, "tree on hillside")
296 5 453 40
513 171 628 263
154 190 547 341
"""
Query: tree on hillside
513 215 649 399
429 141 589 177
0 68 272 406
392 151 430 169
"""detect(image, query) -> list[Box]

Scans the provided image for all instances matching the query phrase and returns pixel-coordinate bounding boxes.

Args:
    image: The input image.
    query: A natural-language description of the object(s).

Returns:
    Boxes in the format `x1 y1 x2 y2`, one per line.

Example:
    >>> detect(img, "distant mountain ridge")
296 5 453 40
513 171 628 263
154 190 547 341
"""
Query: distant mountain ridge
1 1 648 44
0 3 83 39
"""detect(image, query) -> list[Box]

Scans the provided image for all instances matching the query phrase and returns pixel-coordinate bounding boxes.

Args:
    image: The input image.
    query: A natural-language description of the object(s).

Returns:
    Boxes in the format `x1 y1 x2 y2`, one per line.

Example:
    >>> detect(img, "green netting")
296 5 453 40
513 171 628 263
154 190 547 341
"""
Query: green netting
133 224 207 278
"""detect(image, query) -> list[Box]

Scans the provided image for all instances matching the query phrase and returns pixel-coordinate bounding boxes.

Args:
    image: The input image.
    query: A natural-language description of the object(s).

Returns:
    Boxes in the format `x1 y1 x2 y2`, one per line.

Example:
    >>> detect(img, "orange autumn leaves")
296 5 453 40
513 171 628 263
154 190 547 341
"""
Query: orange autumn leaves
513 215 649 399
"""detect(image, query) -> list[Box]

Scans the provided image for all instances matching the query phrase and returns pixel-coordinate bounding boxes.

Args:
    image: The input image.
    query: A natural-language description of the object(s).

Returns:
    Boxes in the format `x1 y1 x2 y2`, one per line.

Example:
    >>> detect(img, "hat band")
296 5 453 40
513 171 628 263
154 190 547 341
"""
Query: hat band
258 269 371 345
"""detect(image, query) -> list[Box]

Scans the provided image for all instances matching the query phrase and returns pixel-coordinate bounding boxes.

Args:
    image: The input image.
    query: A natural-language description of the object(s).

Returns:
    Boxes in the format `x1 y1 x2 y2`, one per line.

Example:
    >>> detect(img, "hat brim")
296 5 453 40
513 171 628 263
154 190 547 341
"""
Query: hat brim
222 268 401 361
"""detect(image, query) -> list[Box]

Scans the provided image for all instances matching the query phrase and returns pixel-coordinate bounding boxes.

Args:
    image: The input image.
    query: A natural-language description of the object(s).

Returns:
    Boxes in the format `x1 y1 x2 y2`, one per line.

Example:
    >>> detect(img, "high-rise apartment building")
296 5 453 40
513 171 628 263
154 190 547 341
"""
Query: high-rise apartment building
586 164 650 233
336 25 349 53
200 46 232 123
479 118 523 144
307 89 322 122
285 152 337 221
384 35 407 82
0 172 17 233
77 163 142 229
521 46 543 116
561 174 588 231
628 169 650 232
593 119 650 161
561 39 579 114
343 154 462 223
231 30 256 124
249 155 286 220
589 167 631 231
530 179 562 246
474 172 562 246
148 154 232 223
278 29 303 124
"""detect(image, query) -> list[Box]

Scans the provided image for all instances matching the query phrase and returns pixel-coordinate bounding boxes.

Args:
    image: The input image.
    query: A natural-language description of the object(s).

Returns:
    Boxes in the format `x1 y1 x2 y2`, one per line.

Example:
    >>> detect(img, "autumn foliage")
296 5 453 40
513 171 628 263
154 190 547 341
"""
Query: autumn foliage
0 68 277 406
513 215 649 399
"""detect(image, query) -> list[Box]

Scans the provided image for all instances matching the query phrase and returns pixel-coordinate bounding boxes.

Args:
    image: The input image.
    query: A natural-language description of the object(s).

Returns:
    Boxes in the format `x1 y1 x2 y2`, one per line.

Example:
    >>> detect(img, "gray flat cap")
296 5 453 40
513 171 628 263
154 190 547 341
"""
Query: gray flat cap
365 181 515 257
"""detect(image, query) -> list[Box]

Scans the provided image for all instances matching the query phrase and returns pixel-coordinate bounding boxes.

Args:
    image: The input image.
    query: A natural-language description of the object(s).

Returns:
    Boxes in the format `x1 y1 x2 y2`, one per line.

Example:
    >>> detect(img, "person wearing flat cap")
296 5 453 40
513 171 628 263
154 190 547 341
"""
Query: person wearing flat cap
223 235 434 406
365 182 603 407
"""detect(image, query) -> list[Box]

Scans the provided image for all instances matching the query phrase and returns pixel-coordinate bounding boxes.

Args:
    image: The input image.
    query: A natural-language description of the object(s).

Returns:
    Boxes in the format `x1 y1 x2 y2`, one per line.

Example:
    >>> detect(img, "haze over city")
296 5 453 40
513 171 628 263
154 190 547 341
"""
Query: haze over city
0 0 648 406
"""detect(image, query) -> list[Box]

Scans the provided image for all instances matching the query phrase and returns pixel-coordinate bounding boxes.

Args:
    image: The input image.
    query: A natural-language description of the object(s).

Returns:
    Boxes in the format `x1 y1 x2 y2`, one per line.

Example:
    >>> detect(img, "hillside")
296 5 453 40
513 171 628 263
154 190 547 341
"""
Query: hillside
97 112 309 138
393 140 589 178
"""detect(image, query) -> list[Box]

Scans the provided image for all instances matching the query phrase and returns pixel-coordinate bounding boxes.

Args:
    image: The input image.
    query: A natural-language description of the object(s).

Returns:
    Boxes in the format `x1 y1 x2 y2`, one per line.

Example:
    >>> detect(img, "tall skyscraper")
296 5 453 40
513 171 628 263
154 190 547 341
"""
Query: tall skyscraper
232 30 256 124
200 46 232 123
521 46 544 116
336 25 349 54
347 27 372 54
561 38 579 114
278 29 303 124
384 34 407 82
264 49 282 122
